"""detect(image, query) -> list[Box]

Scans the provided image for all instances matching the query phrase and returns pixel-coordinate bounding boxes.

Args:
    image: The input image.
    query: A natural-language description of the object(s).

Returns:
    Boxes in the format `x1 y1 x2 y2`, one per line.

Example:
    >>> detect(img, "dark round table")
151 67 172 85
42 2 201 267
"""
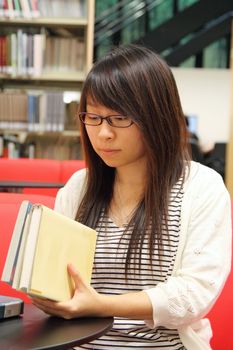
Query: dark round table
0 304 113 350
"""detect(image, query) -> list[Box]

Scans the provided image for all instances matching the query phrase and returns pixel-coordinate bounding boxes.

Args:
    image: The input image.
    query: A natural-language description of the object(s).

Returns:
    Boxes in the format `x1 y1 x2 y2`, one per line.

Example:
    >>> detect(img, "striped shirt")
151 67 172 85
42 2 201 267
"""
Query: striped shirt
77 180 186 350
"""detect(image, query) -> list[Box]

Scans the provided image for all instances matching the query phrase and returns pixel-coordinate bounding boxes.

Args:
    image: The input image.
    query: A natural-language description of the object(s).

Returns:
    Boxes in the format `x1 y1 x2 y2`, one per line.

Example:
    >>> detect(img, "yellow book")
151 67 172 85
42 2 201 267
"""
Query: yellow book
2 202 97 302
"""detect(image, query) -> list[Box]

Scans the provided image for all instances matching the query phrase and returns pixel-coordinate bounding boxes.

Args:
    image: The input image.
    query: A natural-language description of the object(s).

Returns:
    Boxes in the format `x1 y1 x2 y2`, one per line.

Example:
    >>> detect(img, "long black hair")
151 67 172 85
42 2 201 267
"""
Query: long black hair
76 44 190 273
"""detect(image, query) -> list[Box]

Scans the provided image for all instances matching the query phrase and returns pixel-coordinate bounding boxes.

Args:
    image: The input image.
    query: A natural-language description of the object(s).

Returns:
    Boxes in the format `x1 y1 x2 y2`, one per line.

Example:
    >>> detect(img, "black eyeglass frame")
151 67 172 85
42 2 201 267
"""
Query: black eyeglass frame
78 112 134 128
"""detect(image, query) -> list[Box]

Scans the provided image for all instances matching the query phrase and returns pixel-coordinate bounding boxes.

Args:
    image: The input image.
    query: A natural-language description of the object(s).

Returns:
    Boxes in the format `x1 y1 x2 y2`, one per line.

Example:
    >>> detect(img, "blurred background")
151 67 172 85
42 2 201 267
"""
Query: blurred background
0 0 233 194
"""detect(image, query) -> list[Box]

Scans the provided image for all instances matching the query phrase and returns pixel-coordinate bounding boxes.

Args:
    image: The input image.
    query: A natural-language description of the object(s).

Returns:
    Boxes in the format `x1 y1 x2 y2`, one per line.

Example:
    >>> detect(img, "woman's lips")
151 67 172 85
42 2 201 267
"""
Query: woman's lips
99 149 120 156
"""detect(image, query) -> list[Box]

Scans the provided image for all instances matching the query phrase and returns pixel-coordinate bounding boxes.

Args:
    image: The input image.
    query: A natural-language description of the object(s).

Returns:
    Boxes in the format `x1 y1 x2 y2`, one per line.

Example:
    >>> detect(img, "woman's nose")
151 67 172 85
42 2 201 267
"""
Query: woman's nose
97 120 115 139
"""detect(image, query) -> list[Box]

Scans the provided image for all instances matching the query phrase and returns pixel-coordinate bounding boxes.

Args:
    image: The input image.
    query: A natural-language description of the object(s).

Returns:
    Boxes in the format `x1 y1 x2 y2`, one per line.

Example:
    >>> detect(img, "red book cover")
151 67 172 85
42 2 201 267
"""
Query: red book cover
2 0 8 17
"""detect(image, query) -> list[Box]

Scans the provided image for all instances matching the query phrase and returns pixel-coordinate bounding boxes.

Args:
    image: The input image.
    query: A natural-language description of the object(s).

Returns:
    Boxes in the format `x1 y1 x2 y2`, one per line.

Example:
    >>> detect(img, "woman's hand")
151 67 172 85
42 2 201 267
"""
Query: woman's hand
32 263 153 320
31 263 104 319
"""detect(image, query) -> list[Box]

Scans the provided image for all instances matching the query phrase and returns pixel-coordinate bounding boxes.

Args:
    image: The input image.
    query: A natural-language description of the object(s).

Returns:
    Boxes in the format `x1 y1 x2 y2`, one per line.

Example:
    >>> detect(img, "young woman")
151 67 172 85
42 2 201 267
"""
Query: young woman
32 45 232 350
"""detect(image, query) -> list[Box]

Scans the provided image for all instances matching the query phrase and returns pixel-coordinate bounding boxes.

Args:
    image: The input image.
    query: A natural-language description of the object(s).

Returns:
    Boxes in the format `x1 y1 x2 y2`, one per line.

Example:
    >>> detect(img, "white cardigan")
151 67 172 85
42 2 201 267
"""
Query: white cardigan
54 162 232 350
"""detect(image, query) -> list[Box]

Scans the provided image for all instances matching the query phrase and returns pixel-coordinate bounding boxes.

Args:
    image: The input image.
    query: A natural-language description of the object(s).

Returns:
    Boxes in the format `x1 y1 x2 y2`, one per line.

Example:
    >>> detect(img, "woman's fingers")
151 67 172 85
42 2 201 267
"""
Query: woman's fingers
67 263 85 290
31 298 72 318
30 265 93 318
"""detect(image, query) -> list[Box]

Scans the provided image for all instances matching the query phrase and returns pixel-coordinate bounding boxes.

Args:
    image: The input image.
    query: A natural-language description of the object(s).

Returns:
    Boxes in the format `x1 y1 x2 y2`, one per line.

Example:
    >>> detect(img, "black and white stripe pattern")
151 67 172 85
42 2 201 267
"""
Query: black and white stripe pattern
78 179 185 350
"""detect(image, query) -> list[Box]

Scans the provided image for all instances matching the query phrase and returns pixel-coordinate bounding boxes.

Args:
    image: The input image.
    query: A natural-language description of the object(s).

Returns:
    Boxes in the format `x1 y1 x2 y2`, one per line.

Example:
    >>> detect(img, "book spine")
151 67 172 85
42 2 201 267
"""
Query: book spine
0 36 2 73
19 0 31 18
11 32 17 76
2 0 9 17
0 0 4 17
6 34 12 74
13 0 21 17
30 0 39 17
7 0 14 18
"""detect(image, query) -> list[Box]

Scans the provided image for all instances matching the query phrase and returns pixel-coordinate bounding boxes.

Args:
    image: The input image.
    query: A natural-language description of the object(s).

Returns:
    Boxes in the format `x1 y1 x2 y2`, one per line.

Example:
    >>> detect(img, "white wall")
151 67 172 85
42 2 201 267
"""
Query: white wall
172 67 231 145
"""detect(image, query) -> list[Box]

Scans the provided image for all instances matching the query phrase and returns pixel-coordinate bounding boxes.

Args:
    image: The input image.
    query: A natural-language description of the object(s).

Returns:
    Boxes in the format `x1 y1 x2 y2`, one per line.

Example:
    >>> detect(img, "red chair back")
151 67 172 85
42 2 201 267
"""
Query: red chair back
0 158 86 195
208 202 233 350
0 158 61 196
60 160 86 182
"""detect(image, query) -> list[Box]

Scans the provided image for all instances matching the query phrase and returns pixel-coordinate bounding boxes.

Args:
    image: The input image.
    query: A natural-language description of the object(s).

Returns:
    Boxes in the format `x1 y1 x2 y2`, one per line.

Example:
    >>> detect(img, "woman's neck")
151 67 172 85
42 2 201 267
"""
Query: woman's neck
115 159 147 189
108 163 147 227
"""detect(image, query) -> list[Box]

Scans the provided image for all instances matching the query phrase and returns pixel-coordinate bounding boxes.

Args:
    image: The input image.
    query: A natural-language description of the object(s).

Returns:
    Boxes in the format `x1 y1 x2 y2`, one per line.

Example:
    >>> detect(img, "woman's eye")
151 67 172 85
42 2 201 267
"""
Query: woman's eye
88 115 99 120
113 116 128 121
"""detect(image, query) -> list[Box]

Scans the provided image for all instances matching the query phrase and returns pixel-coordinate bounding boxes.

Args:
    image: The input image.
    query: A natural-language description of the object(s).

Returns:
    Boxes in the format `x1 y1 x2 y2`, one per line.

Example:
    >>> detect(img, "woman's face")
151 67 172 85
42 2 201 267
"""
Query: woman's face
85 98 147 170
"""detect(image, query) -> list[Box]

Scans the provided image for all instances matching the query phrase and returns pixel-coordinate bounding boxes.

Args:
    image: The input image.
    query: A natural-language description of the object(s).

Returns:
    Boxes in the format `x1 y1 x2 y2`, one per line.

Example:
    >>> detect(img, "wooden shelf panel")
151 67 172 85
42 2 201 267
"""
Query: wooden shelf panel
0 130 80 136
0 71 86 80
0 130 80 144
27 130 80 137
0 76 85 90
0 17 88 28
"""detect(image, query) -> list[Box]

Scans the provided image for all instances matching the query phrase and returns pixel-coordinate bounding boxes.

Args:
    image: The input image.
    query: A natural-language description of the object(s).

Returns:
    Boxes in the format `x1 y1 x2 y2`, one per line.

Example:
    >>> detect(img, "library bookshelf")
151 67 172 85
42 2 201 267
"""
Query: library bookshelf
0 0 95 160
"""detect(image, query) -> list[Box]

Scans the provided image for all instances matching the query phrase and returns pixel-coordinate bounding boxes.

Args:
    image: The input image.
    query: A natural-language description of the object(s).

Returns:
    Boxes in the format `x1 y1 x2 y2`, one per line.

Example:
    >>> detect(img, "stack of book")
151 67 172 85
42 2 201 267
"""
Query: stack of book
0 91 68 132
0 31 85 78
0 0 86 19
1 201 97 301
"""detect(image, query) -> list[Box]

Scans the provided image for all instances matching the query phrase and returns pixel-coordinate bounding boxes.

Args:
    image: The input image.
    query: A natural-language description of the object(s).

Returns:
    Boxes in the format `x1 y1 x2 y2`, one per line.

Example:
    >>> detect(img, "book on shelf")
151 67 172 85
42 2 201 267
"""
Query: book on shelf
65 100 79 130
1 201 97 302
0 134 3 156
1 30 86 78
0 0 86 20
37 0 86 18
20 0 33 19
0 90 68 132
0 91 28 130
12 0 22 18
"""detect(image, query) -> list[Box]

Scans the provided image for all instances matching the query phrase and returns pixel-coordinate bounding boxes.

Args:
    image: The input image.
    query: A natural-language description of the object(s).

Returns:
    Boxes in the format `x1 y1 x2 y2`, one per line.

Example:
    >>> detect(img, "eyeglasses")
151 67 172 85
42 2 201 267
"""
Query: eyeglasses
78 112 134 128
